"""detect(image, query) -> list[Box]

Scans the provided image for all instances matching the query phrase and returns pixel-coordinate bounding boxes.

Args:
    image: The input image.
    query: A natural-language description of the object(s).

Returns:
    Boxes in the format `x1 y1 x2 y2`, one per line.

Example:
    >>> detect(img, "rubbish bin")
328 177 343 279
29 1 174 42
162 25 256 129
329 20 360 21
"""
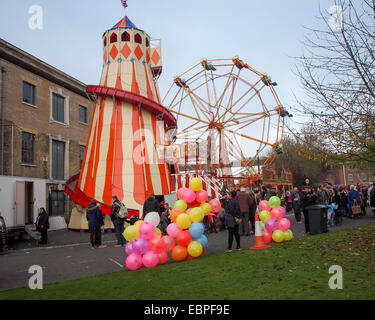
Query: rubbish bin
305 205 329 235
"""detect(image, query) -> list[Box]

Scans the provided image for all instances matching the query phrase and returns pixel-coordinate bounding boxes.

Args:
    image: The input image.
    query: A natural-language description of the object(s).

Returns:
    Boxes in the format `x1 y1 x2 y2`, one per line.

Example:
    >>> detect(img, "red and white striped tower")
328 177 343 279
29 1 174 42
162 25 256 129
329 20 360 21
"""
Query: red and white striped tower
76 13 177 213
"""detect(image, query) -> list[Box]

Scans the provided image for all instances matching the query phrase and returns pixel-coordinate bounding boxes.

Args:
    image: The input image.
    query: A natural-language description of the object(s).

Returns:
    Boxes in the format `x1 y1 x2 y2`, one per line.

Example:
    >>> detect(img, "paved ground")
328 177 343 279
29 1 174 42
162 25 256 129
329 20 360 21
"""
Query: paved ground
1 209 374 292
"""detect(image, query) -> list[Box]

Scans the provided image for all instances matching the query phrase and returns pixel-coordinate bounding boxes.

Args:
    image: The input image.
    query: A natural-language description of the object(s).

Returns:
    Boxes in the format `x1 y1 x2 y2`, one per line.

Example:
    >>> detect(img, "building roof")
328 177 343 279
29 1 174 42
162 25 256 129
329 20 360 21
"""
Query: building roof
0 38 89 99
111 16 137 30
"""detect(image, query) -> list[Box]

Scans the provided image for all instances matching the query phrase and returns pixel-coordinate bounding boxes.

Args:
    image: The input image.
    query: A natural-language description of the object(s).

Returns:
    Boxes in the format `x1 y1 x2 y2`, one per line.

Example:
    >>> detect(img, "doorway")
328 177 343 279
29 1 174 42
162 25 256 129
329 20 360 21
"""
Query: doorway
49 190 65 216
24 182 34 225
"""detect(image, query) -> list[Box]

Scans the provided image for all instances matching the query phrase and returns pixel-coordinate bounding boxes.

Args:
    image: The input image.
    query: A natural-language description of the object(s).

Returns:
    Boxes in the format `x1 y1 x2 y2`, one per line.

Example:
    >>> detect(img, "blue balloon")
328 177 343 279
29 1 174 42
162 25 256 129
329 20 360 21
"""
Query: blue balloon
189 223 204 239
194 234 208 248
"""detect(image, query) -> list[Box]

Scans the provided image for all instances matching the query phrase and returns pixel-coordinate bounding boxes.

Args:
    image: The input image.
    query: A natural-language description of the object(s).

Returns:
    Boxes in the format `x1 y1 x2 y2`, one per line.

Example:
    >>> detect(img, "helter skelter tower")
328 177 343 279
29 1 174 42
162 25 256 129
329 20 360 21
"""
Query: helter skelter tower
67 9 177 215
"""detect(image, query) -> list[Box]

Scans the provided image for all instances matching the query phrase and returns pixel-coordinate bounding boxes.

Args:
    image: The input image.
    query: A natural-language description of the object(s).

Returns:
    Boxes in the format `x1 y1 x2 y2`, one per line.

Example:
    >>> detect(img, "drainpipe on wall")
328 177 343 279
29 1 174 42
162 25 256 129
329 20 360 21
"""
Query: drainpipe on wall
1 66 7 176
343 164 347 186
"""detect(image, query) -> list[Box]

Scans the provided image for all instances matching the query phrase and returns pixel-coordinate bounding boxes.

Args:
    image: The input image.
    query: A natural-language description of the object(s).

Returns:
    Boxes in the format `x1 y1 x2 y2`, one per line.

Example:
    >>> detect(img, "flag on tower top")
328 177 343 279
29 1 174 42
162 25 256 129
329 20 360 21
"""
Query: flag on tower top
121 0 128 8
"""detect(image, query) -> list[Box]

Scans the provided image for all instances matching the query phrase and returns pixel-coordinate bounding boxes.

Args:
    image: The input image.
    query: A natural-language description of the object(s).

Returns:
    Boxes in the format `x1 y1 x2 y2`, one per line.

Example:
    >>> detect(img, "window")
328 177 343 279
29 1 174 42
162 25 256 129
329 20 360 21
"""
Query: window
104 37 107 46
146 37 149 47
52 140 65 180
22 132 35 164
79 145 85 168
79 105 87 124
110 33 118 43
121 31 130 42
134 33 142 44
348 174 353 181
23 82 35 105
52 93 65 123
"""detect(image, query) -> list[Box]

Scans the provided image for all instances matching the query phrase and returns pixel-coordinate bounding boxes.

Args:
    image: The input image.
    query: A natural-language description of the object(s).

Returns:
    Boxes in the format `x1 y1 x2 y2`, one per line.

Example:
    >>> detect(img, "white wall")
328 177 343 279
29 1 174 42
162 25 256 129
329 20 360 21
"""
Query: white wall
0 176 46 228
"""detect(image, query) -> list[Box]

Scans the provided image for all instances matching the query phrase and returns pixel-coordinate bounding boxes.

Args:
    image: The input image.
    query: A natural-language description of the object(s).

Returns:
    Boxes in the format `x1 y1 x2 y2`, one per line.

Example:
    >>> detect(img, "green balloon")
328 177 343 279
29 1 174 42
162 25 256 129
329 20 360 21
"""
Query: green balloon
269 196 281 209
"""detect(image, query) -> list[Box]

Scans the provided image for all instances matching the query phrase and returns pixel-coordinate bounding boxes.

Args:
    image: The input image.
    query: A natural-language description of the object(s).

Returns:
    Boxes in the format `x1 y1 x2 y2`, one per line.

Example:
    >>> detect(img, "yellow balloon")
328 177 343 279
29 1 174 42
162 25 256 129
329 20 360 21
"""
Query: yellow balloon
189 178 203 191
190 207 204 223
174 200 188 212
155 228 162 236
260 211 271 223
187 241 203 257
123 225 140 242
134 220 144 228
176 213 191 230
284 229 293 241
200 203 212 216
272 230 285 243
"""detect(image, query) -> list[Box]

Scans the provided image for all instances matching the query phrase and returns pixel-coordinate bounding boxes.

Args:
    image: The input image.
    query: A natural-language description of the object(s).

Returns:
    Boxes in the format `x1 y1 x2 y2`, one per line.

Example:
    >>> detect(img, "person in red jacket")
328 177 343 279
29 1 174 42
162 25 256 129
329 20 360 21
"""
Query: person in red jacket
236 188 255 236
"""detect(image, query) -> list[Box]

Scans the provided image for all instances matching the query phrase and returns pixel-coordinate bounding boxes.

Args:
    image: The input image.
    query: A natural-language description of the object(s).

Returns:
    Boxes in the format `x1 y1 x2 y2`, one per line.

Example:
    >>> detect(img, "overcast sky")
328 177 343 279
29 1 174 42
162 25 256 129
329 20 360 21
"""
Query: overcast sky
0 0 338 130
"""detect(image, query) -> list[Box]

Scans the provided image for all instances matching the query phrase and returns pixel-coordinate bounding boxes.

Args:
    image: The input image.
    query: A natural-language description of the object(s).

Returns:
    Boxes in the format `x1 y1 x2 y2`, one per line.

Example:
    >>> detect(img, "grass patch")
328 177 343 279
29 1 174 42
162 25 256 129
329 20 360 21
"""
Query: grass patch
1 223 375 300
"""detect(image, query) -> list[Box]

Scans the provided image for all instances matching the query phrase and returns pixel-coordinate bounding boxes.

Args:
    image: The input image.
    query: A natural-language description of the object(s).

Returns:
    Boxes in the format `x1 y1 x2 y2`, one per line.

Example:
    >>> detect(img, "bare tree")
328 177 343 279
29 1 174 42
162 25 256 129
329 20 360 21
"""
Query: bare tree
294 0 375 168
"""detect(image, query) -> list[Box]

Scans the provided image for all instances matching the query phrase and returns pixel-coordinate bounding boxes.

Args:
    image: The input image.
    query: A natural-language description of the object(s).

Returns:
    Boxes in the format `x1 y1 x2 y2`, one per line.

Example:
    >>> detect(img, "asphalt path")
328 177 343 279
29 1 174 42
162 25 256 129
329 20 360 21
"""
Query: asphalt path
1 210 374 292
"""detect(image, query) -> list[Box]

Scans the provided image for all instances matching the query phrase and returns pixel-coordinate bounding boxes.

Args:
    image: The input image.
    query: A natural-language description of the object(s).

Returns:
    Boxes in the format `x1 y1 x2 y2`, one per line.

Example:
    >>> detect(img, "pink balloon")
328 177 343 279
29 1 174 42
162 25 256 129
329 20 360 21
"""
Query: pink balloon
182 188 196 204
162 235 176 252
270 207 284 221
209 199 222 213
186 208 192 214
265 219 279 232
148 235 165 253
126 253 143 271
125 241 134 255
177 187 188 200
158 252 168 265
139 222 156 240
196 190 208 203
262 230 272 243
166 223 181 238
142 251 159 268
258 200 271 212
279 218 291 232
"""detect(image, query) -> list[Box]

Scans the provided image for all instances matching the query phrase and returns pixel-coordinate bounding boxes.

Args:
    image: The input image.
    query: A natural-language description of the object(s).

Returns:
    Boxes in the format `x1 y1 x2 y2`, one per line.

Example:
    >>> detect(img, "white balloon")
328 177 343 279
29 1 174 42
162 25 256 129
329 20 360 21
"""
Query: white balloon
144 211 160 227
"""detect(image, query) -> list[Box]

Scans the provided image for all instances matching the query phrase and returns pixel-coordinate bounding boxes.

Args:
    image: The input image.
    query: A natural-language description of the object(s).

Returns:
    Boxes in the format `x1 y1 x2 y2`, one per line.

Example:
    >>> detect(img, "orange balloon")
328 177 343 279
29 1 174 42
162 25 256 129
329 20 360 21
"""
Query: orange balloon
170 209 183 223
172 245 188 261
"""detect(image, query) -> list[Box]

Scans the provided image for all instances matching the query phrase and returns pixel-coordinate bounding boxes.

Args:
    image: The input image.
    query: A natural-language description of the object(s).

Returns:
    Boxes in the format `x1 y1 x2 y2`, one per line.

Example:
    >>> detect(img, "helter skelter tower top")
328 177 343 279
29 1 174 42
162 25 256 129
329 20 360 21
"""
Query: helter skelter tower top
73 2 177 212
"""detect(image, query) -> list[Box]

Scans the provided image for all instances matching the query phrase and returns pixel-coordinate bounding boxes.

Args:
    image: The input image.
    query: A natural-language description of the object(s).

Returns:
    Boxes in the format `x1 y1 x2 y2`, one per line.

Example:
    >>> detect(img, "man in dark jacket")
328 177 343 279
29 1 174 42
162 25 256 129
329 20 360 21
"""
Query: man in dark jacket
236 188 253 236
143 194 161 219
300 186 317 234
35 208 49 245
86 200 106 249
110 196 126 247
224 191 242 252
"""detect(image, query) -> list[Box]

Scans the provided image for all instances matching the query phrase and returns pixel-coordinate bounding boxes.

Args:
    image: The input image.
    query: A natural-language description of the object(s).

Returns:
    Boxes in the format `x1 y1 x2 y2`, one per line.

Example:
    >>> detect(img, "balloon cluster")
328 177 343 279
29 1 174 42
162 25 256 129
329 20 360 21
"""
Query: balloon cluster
168 178 221 262
123 212 170 270
122 178 222 270
258 196 294 244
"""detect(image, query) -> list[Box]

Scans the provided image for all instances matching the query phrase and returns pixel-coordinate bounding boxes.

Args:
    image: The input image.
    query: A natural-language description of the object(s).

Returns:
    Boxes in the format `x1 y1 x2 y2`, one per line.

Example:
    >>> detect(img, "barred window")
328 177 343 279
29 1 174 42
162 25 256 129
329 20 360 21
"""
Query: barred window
79 105 87 124
52 93 65 123
22 132 35 164
23 82 35 105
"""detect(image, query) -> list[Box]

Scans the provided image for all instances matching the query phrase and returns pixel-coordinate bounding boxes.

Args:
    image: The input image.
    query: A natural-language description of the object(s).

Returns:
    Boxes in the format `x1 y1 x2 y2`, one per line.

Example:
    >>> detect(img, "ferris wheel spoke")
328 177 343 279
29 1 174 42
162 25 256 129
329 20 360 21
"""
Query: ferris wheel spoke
223 126 276 147
214 64 236 119
219 69 241 124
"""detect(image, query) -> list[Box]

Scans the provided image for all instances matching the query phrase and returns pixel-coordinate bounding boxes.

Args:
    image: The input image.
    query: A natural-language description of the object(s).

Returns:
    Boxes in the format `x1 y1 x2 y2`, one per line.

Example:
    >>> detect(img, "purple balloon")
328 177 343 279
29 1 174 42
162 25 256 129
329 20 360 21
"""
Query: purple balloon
265 219 279 232
280 206 286 217
132 237 149 255
125 241 134 255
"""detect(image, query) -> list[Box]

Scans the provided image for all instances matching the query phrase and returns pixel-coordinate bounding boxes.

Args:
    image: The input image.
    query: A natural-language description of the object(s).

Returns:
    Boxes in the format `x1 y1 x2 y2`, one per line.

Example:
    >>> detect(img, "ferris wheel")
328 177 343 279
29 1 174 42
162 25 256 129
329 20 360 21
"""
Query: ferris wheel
162 57 287 180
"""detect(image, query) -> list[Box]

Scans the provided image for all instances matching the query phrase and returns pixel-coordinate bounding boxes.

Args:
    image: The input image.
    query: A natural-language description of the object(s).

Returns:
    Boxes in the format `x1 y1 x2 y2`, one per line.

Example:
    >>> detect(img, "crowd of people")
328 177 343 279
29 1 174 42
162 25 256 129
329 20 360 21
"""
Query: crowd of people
1 181 374 252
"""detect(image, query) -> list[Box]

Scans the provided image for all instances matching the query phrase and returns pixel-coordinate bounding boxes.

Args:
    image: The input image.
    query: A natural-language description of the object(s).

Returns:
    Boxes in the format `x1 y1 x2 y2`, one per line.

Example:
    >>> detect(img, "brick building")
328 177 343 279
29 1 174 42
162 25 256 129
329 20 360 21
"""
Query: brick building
0 38 93 229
